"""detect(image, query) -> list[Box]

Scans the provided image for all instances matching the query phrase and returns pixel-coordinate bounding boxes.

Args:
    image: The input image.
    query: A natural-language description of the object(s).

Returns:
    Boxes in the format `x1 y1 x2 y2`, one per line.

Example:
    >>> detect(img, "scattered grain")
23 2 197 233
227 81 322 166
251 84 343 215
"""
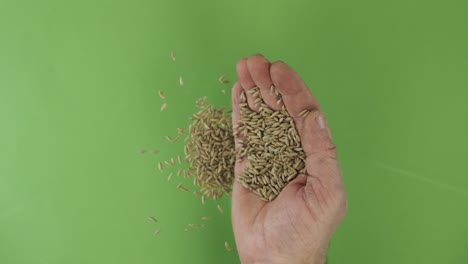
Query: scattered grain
217 204 224 214
224 241 234 252
159 90 165 99
177 183 189 192
218 75 229 84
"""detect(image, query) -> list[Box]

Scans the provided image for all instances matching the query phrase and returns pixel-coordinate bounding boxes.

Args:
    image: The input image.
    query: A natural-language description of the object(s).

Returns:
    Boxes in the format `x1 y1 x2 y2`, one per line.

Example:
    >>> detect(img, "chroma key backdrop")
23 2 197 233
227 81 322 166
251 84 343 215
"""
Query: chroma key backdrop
1 0 467 263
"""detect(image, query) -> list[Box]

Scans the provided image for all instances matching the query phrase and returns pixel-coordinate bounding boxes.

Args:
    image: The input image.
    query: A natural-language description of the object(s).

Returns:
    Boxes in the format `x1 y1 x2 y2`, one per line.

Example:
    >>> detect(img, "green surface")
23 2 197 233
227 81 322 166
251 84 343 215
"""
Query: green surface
1 0 468 263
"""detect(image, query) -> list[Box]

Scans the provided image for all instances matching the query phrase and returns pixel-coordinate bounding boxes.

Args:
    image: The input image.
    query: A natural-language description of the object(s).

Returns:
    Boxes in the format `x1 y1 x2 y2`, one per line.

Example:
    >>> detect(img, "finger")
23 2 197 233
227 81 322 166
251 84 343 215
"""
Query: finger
236 57 260 112
246 54 282 111
270 61 321 133
232 82 248 154
231 82 242 142
231 80 266 225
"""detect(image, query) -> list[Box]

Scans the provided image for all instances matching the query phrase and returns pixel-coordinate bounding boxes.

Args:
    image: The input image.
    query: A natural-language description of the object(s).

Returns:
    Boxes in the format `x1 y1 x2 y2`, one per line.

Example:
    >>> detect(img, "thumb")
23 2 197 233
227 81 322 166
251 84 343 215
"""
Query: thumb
301 110 347 219
301 110 343 191
301 110 336 160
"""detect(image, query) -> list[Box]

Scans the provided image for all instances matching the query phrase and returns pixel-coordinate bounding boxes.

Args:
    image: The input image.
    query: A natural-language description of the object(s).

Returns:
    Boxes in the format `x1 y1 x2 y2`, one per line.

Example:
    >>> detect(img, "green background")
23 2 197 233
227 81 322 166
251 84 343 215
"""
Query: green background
1 0 467 263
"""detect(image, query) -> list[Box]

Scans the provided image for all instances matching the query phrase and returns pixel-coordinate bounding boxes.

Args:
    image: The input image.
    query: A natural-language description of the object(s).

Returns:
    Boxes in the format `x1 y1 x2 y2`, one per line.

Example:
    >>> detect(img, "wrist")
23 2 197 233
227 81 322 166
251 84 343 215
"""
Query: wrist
247 255 327 264
250 259 326 264
239 243 329 264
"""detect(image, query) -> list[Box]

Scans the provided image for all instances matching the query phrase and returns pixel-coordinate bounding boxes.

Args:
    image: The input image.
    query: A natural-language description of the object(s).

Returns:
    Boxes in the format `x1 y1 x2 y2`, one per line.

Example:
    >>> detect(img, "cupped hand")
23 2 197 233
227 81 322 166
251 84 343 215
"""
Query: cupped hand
231 55 347 264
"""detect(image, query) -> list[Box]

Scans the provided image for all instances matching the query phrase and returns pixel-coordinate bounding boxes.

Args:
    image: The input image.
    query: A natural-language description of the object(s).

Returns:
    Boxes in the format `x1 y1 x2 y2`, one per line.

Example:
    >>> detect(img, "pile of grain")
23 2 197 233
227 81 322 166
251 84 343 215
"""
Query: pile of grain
184 96 236 201
234 87 306 201
180 87 306 202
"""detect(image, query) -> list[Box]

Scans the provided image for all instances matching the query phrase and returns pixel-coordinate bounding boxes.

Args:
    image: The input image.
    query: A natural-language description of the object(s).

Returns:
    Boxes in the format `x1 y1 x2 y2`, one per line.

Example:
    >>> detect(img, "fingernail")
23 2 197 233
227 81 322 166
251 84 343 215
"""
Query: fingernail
317 112 326 129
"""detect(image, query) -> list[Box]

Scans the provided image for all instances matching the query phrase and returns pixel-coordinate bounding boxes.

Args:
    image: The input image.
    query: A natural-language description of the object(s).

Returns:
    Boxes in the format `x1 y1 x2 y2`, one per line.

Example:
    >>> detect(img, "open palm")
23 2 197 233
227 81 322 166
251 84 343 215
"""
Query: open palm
231 55 347 264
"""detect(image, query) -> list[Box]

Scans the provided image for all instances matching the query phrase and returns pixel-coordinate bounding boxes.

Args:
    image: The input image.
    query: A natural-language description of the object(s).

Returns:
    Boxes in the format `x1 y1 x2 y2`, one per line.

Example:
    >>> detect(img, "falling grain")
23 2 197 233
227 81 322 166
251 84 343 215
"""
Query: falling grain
140 149 147 154
148 216 158 222
151 150 160 154
184 98 235 201
218 74 229 84
158 162 163 172
166 135 179 143
177 183 189 192
217 204 224 214
201 216 210 221
224 241 234 252
160 103 167 112
170 51 176 61
158 90 165 99
167 172 173 181
154 229 161 235
179 76 184 86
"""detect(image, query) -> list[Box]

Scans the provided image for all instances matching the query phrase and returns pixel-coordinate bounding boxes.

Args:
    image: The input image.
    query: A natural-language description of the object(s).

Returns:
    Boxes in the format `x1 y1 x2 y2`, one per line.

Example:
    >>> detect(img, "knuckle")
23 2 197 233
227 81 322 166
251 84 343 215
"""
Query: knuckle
325 143 337 159
333 188 348 216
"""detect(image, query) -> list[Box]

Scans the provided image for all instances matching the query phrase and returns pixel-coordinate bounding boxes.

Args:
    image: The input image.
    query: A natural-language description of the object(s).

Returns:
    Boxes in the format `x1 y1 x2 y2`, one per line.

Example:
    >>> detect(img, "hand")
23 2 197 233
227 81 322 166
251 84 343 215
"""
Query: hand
231 55 347 264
